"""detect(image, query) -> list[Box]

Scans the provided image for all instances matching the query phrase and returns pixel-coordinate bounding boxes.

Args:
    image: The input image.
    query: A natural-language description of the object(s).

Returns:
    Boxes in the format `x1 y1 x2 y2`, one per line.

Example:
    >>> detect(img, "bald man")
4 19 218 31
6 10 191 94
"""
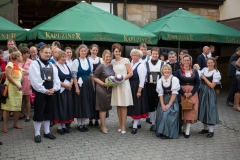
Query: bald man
30 46 38 60
197 46 209 70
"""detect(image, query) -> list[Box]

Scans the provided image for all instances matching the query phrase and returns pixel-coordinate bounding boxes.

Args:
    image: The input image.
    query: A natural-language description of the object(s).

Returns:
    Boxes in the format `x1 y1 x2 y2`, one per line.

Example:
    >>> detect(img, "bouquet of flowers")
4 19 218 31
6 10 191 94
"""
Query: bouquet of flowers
114 74 124 84
105 76 116 87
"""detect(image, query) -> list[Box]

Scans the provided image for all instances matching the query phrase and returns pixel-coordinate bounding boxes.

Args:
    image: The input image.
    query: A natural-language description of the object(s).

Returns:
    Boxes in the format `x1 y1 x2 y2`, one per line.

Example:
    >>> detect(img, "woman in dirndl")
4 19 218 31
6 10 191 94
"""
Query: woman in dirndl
88 44 103 126
155 64 180 139
52 50 74 135
198 57 221 138
127 49 148 134
174 54 200 138
72 44 95 132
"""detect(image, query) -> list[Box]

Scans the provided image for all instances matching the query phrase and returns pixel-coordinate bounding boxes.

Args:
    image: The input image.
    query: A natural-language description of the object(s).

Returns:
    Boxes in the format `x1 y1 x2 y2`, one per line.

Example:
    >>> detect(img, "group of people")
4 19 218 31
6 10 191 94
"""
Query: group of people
0 39 223 145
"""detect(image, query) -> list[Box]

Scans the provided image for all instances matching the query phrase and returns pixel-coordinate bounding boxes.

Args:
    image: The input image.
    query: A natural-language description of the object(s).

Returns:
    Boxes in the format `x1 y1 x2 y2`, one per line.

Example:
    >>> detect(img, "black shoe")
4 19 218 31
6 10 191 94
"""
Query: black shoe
150 125 155 131
25 119 30 122
198 129 209 134
50 122 55 127
77 125 85 132
184 134 190 138
206 132 214 138
44 132 56 139
19 115 25 120
0 141 3 145
226 101 234 107
34 135 41 143
62 128 70 133
182 132 185 136
57 129 65 135
88 120 93 126
160 135 169 139
146 118 152 124
66 122 71 129
129 124 141 129
82 125 89 132
131 128 137 134
94 120 99 126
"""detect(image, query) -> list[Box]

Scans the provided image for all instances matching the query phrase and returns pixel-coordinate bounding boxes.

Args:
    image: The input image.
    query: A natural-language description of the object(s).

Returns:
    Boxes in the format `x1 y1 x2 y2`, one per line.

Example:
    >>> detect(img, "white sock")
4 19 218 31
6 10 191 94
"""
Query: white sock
150 111 156 125
62 124 66 128
43 121 50 134
183 122 187 132
57 123 62 129
185 123 191 135
81 118 86 125
33 121 42 136
133 119 140 129
208 125 214 132
204 124 208 130
77 118 82 126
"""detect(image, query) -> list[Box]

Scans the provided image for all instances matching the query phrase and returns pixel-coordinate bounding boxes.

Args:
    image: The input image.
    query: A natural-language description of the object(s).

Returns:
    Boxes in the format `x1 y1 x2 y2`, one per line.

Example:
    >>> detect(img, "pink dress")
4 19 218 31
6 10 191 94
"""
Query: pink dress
19 58 32 95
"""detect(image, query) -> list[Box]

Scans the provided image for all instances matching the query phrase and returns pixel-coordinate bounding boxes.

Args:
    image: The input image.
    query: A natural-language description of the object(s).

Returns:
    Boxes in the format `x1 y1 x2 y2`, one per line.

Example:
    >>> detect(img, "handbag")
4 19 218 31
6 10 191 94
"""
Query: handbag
0 81 8 104
180 97 194 110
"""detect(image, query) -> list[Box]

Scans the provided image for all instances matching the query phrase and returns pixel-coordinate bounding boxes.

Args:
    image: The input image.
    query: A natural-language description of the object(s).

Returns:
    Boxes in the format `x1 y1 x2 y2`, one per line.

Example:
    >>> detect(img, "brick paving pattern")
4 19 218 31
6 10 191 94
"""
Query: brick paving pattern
0 89 240 160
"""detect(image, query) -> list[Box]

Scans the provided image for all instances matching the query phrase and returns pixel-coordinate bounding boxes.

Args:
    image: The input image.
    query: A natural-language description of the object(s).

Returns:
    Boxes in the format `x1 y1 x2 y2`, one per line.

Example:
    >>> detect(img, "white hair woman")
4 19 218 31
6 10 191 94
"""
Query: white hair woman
155 64 180 139
127 49 148 134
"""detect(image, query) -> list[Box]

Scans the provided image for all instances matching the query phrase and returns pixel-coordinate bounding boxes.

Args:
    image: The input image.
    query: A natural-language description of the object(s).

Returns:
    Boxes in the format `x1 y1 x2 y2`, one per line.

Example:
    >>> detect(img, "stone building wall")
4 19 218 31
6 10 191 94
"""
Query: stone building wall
0 0 18 24
117 3 157 26
188 8 220 21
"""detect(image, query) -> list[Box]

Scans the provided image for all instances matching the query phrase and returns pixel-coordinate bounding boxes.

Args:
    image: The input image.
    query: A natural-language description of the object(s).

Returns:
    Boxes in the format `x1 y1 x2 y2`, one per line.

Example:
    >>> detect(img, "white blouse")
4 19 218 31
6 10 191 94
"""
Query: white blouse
200 67 221 83
56 62 71 75
66 59 73 69
156 75 180 96
131 61 147 88
88 57 103 64
28 60 61 94
145 59 166 82
71 58 93 77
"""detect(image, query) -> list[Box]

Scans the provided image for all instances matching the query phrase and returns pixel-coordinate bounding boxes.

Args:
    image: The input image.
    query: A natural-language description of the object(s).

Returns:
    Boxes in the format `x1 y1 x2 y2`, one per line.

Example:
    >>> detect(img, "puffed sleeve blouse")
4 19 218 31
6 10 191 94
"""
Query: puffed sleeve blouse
156 75 180 96
201 67 221 83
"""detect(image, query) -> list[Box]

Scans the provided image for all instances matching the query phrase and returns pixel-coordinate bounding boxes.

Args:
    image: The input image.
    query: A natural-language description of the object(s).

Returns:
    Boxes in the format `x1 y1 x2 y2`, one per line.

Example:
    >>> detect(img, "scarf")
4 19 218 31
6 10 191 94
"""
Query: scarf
39 56 49 66
151 59 158 65
0 58 6 72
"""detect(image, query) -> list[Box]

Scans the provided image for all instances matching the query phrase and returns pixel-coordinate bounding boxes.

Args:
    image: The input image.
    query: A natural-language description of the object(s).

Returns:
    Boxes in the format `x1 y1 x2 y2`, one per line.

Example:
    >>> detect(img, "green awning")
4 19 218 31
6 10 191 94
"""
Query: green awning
27 1 158 45
142 8 240 44
0 16 27 41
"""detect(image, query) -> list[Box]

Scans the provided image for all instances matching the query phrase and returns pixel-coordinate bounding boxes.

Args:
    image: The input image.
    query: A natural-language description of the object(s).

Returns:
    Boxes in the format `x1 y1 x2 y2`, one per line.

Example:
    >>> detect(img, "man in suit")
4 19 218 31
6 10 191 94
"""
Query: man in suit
226 47 240 107
197 46 209 70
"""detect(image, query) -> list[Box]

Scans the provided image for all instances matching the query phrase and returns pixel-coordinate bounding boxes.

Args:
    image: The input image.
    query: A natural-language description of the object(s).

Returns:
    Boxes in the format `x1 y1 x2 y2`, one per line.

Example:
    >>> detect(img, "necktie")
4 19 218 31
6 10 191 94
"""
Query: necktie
205 55 208 59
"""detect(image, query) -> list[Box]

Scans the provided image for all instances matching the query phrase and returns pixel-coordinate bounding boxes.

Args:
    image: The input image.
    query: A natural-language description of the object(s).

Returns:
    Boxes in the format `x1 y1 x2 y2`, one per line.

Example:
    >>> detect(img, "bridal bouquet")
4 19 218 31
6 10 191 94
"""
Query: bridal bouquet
105 76 116 87
114 74 124 84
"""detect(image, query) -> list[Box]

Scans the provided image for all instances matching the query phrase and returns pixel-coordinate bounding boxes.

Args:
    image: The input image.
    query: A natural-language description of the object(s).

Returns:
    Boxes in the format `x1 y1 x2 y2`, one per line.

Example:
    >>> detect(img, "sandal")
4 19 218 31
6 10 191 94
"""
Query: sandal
13 125 22 129
2 129 8 133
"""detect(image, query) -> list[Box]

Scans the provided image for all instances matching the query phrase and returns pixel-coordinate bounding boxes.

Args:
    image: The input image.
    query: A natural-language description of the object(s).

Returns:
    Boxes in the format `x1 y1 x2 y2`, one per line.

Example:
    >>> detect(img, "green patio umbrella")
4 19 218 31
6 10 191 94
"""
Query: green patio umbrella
27 1 158 45
0 16 27 41
142 8 240 44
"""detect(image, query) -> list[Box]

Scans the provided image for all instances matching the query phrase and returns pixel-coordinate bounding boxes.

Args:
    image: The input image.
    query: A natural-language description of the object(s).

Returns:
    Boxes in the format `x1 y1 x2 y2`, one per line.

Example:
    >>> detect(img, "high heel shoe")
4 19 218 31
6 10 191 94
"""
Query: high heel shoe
121 131 126 134
118 129 121 132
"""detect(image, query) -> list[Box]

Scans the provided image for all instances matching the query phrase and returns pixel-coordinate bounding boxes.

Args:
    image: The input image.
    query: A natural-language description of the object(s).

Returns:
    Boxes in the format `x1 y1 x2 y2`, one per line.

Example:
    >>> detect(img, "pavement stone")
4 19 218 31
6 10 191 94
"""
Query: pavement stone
0 89 240 159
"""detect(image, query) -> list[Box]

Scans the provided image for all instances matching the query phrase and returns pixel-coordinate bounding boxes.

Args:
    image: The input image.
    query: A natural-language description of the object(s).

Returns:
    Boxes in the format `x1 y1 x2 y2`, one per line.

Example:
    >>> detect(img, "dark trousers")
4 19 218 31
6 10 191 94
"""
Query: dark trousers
33 91 55 122
146 83 158 112
227 76 237 103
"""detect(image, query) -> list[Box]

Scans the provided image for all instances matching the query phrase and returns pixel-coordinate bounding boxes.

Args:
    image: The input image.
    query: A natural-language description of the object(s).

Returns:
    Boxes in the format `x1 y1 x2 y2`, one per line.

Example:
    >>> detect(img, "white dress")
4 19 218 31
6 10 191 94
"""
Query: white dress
111 58 133 106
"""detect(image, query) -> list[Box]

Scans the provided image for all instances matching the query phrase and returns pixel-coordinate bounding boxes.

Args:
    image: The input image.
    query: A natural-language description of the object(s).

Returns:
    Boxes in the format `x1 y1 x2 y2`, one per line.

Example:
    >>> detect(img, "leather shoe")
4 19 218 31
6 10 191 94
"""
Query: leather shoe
25 119 30 122
129 124 141 129
57 129 65 135
94 121 99 126
226 101 234 107
0 141 2 145
131 128 137 134
77 125 85 132
184 134 190 138
50 122 55 127
206 132 214 138
66 122 71 128
150 125 155 131
82 125 89 132
34 135 41 143
160 135 169 139
88 120 93 126
198 129 209 134
62 128 70 133
44 132 56 139
146 118 152 124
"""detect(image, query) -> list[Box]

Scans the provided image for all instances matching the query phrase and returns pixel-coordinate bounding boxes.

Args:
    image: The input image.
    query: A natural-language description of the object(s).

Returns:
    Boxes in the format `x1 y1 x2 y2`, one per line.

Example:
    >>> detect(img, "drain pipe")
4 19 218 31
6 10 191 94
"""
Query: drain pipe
123 0 127 20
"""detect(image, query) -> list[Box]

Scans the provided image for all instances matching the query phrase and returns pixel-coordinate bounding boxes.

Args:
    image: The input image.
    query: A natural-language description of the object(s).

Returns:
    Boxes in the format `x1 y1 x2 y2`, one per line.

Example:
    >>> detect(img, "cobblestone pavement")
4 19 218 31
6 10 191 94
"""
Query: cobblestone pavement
0 89 240 160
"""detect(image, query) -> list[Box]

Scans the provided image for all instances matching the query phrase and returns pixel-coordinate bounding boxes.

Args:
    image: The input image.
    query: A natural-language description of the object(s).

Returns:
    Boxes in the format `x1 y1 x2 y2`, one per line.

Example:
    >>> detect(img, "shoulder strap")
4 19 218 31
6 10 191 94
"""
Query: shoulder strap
147 55 150 61
146 61 150 73
36 60 45 80
87 58 91 71
49 63 53 80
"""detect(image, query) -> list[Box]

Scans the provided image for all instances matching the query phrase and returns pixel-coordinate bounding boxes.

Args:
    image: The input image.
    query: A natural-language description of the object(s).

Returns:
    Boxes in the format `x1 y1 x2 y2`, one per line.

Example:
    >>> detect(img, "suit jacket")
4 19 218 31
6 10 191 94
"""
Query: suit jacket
228 53 240 77
197 54 207 70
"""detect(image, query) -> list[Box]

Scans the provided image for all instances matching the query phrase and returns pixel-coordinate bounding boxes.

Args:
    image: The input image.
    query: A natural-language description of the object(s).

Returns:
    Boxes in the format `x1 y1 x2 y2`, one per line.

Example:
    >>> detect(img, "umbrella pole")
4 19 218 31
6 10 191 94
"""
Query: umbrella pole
177 41 180 61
